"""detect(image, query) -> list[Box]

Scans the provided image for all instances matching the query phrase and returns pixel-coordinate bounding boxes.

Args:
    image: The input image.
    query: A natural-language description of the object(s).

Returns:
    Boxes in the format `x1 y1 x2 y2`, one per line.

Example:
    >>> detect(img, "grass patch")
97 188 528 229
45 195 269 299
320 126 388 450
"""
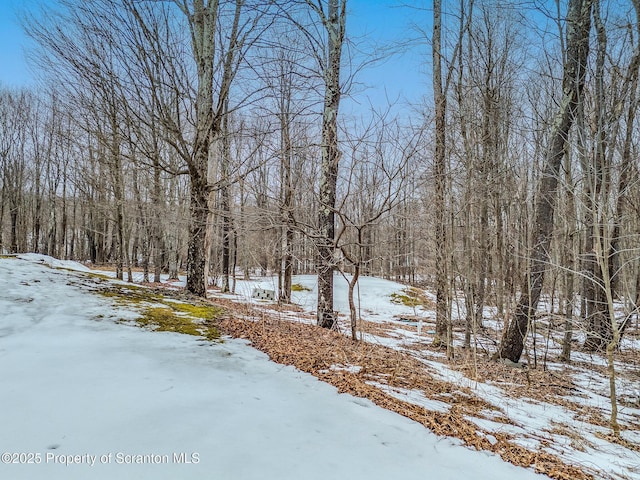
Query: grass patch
97 284 165 305
167 301 223 320
97 285 221 341
137 306 220 341
291 283 311 292
86 271 113 281
390 287 434 309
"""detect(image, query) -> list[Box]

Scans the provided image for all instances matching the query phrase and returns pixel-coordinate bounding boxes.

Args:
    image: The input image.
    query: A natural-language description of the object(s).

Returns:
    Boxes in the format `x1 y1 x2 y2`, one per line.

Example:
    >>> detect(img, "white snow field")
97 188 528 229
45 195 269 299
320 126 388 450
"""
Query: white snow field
0 254 547 479
90 262 640 479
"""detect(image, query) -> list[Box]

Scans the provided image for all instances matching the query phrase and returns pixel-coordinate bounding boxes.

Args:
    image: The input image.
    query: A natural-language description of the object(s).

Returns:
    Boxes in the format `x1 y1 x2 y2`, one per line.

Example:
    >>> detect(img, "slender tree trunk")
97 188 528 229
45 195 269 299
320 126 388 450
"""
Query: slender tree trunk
584 0 611 352
348 262 360 341
152 153 163 283
132 166 150 283
0 180 5 253
10 200 18 253
560 155 577 362
608 0 640 302
494 0 593 362
474 87 494 329
231 226 238 294
432 0 450 347
60 166 68 259
220 113 231 293
316 0 345 329
70 192 77 260
279 106 294 303
33 154 42 254
239 177 250 280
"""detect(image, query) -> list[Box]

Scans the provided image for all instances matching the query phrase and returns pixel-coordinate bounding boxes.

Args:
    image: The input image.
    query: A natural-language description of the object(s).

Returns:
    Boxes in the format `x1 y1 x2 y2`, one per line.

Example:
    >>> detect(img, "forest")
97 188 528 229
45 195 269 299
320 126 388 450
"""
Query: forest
1 0 640 451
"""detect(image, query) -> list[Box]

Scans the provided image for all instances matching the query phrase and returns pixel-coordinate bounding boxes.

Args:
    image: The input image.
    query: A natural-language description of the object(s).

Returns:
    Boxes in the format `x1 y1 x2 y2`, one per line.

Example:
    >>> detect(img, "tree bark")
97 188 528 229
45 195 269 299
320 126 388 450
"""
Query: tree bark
220 112 232 293
186 165 209 296
315 0 346 329
494 0 593 362
180 0 244 297
432 0 450 347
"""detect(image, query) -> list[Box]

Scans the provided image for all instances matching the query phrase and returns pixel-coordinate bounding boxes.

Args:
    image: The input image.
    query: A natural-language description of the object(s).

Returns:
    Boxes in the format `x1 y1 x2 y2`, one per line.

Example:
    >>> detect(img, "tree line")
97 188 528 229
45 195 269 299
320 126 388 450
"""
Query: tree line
1 0 640 377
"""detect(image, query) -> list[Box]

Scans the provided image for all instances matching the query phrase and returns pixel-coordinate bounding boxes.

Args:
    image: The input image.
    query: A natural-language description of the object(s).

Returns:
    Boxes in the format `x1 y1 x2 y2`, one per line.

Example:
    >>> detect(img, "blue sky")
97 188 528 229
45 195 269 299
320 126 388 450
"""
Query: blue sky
0 0 32 87
0 0 429 111
345 0 430 112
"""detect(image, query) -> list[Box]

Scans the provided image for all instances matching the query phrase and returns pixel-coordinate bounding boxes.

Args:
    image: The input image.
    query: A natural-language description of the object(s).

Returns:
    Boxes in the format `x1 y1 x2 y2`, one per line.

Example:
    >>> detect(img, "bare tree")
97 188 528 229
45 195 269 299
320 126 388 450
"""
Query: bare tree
336 115 419 340
0 90 32 253
494 0 593 363
287 0 347 328
431 0 450 348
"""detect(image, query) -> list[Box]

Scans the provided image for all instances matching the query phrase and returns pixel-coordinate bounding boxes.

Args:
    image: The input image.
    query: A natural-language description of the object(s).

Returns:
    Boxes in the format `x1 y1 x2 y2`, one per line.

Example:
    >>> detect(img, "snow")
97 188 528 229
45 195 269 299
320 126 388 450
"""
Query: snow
220 273 432 322
415 352 640 478
213 272 640 480
45 261 640 479
15 252 93 272
0 256 547 480
365 382 452 414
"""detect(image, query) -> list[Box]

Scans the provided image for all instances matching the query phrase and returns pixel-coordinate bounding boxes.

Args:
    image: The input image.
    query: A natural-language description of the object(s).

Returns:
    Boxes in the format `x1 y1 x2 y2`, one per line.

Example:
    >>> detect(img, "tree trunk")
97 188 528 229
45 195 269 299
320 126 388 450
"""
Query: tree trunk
0 180 5 253
186 166 209 297
184 0 215 297
432 0 450 347
348 263 360 341
607 0 640 310
279 103 294 304
220 113 232 294
560 155 577 363
494 0 593 362
182 0 244 297
583 1 611 352
152 151 163 283
316 0 345 329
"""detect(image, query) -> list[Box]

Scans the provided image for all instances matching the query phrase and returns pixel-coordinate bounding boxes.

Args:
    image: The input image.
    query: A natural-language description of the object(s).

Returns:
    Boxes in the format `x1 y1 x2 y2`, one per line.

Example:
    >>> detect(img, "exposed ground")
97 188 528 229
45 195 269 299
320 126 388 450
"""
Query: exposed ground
90 265 640 479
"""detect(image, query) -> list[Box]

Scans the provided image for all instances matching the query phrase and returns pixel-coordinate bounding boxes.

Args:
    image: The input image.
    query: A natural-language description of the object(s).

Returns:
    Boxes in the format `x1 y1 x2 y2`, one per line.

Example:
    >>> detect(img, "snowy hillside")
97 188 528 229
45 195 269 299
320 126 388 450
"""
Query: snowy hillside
88 262 640 480
0 254 547 480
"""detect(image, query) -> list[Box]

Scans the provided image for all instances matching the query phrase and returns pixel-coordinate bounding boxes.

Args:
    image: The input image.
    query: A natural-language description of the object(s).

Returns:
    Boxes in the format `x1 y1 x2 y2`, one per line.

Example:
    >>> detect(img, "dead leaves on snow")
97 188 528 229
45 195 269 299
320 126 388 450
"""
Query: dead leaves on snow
216 315 593 480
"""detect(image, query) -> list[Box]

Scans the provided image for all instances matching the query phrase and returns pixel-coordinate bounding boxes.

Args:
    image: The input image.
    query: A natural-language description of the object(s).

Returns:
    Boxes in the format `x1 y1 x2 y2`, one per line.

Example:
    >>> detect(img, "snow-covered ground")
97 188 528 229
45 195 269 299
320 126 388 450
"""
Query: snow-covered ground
233 273 434 320
91 269 433 323
87 264 640 479
0 254 547 480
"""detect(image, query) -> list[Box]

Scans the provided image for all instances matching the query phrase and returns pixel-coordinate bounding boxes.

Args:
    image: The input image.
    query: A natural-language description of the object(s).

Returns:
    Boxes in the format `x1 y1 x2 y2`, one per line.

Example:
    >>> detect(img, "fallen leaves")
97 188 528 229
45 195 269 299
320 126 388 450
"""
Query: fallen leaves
216 314 594 480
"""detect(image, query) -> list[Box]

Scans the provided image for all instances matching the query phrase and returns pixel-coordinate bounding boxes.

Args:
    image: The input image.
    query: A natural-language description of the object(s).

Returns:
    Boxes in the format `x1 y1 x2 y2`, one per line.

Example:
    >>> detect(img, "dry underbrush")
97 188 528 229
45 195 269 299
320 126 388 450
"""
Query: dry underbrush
86 268 632 479
216 311 593 480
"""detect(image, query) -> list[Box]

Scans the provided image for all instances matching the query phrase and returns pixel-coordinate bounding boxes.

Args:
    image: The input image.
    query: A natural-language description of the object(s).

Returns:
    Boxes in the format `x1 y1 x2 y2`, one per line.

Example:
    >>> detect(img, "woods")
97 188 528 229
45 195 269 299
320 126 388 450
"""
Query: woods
2 0 640 389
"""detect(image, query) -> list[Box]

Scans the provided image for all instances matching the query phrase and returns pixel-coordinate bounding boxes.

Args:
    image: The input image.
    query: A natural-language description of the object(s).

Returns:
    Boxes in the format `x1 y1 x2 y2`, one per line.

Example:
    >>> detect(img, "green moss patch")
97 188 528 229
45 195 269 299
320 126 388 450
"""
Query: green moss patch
137 306 220 341
291 283 311 292
97 284 165 305
86 271 115 281
96 285 222 341
167 301 222 319
390 287 434 309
